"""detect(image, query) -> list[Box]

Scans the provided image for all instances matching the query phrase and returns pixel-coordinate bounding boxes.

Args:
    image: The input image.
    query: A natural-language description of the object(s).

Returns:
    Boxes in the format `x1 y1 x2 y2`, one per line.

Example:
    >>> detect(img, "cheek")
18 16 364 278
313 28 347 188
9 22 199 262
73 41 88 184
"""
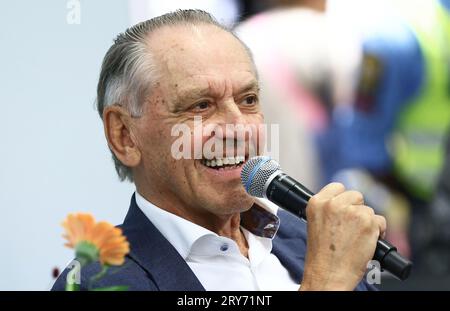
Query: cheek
192 121 205 159
139 122 174 164
246 112 264 125
245 114 265 154
256 125 266 154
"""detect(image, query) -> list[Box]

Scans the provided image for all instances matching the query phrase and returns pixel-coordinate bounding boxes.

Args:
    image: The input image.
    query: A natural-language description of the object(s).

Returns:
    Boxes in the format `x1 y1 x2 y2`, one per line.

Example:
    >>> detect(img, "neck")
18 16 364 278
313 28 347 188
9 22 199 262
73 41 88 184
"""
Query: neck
135 186 250 257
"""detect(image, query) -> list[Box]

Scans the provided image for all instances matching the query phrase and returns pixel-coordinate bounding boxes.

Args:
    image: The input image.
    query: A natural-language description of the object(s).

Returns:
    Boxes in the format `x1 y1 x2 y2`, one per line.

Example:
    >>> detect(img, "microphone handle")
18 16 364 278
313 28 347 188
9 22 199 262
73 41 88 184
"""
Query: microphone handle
266 173 412 281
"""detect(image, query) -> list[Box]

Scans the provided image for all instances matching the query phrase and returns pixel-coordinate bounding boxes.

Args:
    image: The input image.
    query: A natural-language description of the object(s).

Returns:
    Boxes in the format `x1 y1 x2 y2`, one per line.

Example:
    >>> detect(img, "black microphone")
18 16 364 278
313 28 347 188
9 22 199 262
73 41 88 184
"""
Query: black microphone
241 156 412 281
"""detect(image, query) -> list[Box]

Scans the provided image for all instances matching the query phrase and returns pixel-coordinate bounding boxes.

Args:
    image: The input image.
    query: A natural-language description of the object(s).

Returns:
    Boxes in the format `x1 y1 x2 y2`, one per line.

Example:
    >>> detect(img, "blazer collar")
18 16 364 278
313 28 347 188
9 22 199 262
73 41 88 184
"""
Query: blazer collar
121 194 205 291
120 194 306 290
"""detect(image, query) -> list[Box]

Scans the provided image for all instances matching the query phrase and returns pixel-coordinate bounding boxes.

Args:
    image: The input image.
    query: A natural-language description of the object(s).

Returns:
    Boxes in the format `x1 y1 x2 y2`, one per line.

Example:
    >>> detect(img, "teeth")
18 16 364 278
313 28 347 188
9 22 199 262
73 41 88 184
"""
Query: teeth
203 156 245 167
202 156 246 167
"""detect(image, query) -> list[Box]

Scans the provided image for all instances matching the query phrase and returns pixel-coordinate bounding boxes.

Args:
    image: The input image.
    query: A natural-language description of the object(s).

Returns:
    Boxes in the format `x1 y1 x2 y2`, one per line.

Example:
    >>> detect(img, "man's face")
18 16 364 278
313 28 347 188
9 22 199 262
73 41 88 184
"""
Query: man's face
133 24 263 217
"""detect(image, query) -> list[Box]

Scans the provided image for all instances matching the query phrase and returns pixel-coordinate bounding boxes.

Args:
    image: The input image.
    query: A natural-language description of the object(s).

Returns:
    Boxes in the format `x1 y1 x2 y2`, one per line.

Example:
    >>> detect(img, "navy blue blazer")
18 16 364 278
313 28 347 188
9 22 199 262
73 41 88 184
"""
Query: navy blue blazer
52 194 376 291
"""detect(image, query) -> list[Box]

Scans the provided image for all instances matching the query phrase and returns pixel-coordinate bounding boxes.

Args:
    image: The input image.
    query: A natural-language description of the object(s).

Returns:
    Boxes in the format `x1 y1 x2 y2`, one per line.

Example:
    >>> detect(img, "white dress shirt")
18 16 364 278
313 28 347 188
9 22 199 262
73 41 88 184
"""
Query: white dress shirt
135 191 300 291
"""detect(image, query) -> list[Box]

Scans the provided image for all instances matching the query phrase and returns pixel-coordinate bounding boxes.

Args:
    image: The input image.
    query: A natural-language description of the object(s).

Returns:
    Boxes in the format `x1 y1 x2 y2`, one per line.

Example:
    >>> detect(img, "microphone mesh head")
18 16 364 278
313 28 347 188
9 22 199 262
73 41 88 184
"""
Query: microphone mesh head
241 156 281 198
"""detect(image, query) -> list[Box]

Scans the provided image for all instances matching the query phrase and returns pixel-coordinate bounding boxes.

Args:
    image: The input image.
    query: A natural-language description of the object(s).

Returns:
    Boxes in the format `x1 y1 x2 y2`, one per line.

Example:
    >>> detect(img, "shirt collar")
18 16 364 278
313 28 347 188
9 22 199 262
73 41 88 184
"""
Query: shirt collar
135 191 280 259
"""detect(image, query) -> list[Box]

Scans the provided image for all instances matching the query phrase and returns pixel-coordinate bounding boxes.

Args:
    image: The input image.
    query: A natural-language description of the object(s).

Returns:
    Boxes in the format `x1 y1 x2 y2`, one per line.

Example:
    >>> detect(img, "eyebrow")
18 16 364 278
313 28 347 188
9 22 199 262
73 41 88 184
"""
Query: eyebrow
172 80 260 111
236 81 260 95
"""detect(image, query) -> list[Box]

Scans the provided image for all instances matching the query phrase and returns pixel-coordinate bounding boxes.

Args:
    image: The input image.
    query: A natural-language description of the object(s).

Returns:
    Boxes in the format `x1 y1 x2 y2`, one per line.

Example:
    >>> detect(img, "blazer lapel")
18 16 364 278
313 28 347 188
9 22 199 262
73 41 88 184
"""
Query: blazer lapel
121 194 205 291
119 196 308 290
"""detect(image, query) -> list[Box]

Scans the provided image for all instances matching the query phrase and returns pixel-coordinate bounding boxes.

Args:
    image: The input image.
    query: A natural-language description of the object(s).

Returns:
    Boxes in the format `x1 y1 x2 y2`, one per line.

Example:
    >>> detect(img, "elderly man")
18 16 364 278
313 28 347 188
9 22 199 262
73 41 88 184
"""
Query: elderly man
52 10 384 291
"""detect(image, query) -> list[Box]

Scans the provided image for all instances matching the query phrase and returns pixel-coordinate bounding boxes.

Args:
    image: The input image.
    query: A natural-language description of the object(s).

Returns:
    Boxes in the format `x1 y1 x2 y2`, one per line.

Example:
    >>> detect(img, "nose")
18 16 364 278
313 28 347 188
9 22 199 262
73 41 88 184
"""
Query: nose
211 100 248 141
221 99 246 125
208 100 251 157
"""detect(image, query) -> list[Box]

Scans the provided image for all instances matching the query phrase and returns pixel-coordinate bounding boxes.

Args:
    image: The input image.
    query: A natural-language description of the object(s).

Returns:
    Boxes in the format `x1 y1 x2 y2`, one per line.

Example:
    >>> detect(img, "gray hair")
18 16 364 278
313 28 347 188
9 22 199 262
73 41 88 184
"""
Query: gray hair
96 9 255 182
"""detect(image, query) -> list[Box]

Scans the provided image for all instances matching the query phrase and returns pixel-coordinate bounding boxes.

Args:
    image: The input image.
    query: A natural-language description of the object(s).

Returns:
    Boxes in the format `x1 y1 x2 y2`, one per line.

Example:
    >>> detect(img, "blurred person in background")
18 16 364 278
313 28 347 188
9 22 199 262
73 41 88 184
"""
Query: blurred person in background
325 0 450 275
235 0 362 193
238 0 450 279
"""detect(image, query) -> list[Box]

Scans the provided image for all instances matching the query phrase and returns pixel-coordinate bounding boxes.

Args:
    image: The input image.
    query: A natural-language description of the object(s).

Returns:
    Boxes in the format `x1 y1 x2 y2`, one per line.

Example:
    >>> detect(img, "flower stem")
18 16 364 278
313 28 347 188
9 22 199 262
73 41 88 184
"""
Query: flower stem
88 265 109 290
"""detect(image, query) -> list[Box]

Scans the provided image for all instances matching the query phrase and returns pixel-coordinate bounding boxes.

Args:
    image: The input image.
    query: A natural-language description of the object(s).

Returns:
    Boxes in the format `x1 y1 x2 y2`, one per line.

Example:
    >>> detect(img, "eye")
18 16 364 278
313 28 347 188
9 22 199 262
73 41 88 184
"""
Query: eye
241 95 258 106
193 101 211 111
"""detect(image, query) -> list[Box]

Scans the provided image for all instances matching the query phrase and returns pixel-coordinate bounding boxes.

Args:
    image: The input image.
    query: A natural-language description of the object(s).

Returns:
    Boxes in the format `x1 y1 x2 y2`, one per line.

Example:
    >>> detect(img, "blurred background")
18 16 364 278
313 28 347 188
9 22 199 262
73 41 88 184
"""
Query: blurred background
0 0 449 290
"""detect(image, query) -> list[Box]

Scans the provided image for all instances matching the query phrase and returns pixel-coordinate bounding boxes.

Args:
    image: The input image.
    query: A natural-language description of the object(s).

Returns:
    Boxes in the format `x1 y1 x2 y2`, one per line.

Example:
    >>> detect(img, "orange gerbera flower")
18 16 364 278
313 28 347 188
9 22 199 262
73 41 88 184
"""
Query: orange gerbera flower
62 213 130 266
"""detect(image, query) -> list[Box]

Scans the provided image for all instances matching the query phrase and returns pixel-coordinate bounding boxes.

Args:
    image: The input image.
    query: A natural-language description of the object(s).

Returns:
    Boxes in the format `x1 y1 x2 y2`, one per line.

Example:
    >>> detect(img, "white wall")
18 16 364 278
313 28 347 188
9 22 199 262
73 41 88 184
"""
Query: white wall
0 0 134 290
128 0 239 26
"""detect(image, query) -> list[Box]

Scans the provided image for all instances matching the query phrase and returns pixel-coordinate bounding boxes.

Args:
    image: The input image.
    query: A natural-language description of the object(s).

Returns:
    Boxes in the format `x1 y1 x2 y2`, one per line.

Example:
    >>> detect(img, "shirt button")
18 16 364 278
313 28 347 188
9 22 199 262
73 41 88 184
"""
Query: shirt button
220 243 229 252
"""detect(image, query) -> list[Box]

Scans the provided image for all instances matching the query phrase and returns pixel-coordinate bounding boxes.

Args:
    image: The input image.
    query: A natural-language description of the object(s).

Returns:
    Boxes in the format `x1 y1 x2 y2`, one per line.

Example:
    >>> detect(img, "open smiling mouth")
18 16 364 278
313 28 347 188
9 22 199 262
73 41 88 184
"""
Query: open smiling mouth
200 156 247 170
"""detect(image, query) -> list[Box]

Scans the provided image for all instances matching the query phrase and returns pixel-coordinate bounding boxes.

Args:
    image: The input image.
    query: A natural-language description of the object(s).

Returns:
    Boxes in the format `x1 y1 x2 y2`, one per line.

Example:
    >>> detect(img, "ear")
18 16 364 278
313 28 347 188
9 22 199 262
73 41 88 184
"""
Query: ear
103 105 141 168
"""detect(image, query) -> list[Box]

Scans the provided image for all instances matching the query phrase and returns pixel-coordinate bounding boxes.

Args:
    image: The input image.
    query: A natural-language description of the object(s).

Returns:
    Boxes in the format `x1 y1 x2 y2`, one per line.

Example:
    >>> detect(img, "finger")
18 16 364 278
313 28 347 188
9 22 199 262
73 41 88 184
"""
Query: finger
374 215 387 239
314 182 346 201
332 190 365 206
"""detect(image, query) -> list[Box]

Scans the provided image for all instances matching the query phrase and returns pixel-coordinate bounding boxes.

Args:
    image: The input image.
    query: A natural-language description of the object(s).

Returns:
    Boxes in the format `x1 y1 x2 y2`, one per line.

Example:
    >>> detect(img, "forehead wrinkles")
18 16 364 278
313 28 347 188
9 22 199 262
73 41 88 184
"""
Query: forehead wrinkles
208 77 232 98
183 76 233 99
147 25 256 109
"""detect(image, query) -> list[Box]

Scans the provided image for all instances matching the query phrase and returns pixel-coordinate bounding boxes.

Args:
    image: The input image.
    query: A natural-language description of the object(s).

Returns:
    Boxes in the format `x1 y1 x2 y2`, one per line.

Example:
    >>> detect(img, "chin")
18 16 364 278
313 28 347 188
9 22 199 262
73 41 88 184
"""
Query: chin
207 191 255 216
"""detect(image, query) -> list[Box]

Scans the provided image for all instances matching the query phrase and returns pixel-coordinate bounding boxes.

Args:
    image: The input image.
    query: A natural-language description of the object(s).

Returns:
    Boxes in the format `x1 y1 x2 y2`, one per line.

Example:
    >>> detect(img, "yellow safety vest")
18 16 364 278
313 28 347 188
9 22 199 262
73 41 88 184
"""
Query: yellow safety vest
391 0 450 200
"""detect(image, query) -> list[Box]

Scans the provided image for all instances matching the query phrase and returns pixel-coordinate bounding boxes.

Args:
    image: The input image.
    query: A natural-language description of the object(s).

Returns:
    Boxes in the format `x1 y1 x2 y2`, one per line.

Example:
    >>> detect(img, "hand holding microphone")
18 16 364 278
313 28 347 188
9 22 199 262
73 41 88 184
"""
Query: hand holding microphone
241 156 412 290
